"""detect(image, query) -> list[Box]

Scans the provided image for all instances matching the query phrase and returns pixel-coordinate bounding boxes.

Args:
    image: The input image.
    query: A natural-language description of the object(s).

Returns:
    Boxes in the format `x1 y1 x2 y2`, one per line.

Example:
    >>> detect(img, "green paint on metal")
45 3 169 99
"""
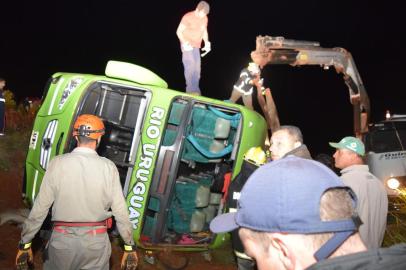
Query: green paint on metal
105 60 168 88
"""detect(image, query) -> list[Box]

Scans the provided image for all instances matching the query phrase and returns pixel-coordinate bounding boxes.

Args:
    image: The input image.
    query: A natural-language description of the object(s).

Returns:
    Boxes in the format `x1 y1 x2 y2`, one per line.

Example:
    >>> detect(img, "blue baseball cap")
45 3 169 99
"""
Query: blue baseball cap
210 156 359 261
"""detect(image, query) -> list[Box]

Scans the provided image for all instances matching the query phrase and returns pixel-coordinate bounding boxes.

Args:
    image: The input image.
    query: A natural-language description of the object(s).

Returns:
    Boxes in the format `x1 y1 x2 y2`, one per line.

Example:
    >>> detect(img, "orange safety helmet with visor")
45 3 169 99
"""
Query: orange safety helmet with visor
72 114 105 140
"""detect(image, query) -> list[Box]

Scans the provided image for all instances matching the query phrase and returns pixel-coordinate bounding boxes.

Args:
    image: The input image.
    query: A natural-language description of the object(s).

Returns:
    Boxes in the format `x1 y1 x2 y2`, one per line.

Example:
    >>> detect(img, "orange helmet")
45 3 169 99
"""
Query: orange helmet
72 114 105 140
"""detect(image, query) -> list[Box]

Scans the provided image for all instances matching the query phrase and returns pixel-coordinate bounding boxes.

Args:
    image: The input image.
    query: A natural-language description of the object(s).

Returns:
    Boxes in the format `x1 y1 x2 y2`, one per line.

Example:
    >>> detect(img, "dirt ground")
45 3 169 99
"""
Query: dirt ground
0 218 236 270
0 131 237 270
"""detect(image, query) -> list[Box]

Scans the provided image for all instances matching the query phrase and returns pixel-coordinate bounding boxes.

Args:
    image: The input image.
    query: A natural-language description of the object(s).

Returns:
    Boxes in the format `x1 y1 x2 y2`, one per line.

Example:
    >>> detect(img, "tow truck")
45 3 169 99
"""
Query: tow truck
251 35 370 137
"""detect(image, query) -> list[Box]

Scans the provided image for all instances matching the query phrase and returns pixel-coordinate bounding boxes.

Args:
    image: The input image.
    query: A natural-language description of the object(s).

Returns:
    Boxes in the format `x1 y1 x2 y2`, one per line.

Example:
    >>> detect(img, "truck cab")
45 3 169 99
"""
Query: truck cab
365 114 406 197
24 61 267 250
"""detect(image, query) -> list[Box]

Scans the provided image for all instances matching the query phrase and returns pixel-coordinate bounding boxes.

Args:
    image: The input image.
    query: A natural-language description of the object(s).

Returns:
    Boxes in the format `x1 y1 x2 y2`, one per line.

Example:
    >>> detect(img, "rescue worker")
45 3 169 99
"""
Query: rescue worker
226 147 267 270
16 114 138 270
229 62 262 110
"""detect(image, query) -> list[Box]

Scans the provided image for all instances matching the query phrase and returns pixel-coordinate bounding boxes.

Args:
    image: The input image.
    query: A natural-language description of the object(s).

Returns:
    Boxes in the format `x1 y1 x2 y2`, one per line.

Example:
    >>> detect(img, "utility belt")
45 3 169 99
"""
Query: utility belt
53 217 113 235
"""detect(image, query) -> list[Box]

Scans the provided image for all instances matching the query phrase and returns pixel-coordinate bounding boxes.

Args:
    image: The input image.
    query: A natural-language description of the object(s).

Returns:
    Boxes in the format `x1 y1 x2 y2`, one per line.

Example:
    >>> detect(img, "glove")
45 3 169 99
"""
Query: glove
181 42 193 52
16 242 33 270
121 244 138 270
262 88 271 96
202 41 211 52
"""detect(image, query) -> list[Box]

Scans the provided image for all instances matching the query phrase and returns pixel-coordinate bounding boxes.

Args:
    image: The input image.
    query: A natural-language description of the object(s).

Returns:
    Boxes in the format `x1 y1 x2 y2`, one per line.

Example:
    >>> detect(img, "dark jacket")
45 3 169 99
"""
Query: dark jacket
226 160 258 253
306 244 406 270
233 68 257 95
283 144 312 160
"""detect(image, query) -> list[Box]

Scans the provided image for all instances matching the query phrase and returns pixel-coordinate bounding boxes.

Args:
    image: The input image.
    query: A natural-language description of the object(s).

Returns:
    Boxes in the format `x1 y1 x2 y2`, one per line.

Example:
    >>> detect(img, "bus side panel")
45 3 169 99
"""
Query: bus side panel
210 109 267 250
126 89 174 244
24 75 92 205
232 111 268 179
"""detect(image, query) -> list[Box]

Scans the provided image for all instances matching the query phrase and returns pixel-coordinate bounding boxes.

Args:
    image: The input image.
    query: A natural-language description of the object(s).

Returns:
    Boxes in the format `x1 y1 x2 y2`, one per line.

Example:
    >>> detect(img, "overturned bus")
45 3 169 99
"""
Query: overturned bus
23 60 267 250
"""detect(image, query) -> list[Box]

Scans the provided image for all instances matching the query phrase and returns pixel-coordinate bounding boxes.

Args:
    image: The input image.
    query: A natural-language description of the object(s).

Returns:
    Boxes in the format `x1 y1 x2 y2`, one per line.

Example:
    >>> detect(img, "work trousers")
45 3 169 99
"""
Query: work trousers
229 89 254 110
44 226 111 270
182 48 201 95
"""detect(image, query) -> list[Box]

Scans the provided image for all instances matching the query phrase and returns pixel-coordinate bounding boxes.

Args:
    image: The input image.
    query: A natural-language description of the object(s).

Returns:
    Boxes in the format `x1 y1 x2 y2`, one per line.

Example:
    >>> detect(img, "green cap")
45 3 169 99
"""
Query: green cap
329 136 365 156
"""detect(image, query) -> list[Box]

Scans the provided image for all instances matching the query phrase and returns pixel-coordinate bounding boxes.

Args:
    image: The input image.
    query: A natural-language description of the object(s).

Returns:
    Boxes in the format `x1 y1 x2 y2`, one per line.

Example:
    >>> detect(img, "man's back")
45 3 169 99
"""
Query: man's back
307 244 406 270
340 164 388 249
49 147 120 222
18 114 137 270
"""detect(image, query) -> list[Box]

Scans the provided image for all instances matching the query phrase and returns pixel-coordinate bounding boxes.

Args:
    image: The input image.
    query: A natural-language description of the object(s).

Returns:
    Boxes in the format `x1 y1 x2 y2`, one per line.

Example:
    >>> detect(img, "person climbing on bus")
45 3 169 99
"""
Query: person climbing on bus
229 62 262 110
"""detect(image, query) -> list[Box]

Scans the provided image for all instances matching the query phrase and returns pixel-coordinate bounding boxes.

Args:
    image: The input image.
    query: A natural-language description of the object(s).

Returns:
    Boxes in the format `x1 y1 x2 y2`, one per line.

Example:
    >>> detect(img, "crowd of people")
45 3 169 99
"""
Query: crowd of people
215 122 398 270
211 156 405 270
14 116 404 270
8 1 406 269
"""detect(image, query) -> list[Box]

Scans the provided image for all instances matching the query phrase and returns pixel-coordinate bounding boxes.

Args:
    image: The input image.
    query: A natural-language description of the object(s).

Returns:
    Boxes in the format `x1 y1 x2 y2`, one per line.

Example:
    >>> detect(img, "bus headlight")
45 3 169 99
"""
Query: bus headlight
387 177 400 190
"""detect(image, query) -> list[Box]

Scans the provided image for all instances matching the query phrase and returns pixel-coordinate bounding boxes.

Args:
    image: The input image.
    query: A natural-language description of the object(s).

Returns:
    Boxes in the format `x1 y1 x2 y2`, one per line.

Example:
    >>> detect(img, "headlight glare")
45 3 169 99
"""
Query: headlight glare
387 177 400 190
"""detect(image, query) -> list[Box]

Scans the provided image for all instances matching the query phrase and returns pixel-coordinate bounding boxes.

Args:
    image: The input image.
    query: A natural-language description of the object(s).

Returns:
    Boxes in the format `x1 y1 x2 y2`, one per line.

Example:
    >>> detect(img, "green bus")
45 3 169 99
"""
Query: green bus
23 61 267 250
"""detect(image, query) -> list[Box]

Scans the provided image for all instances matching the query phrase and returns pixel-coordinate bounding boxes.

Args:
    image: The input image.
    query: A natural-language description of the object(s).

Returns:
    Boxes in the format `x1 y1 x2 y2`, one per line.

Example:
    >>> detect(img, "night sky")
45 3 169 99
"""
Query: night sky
1 0 405 155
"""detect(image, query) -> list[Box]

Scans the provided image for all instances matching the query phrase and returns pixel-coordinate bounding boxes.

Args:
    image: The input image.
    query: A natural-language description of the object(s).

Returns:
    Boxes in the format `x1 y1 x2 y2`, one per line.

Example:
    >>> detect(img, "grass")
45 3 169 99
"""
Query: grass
0 99 37 171
383 191 406 246
0 129 31 171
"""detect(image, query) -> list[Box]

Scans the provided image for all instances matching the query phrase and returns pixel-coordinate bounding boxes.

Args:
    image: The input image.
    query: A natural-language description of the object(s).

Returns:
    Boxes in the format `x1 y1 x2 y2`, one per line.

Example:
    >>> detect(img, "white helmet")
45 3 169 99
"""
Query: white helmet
247 62 260 74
